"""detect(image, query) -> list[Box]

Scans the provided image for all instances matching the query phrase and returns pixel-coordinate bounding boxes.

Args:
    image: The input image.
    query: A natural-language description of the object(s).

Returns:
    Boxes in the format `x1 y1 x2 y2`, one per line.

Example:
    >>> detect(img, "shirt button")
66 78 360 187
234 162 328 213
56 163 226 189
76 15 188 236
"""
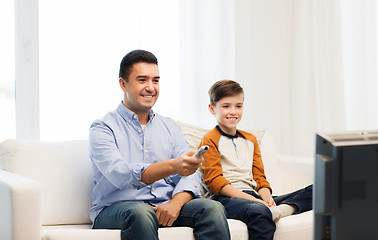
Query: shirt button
138 129 141 133
145 150 148 153
134 115 137 119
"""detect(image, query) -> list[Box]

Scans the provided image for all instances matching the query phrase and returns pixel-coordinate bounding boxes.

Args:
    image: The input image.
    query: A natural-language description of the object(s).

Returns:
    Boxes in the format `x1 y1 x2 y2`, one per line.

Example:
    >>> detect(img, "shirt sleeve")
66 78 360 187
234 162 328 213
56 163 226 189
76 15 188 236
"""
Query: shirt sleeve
172 171 201 198
89 121 149 190
249 135 272 193
200 131 231 195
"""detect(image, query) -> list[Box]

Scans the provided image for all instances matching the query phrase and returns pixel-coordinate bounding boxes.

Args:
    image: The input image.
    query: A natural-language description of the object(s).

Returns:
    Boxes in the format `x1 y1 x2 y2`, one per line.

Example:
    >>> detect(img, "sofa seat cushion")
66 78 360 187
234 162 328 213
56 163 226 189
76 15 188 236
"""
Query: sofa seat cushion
274 210 313 240
41 219 248 240
41 212 312 240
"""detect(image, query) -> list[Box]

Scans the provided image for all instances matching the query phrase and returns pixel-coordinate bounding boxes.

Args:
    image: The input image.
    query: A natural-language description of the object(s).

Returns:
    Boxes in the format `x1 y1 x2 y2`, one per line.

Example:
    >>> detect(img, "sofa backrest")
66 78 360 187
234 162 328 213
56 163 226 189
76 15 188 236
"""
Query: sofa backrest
0 139 93 226
0 122 283 226
177 122 283 195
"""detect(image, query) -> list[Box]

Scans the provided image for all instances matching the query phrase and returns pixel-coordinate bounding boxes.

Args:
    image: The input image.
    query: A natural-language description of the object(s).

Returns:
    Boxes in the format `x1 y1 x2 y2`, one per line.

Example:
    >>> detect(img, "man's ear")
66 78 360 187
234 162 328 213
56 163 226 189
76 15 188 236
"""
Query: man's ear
119 78 127 92
208 104 215 115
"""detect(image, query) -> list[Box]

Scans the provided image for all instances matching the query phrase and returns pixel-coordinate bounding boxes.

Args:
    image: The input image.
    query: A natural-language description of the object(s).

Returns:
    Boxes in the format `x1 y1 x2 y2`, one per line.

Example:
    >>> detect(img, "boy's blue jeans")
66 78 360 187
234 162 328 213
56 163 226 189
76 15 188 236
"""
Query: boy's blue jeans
213 185 313 240
93 198 231 240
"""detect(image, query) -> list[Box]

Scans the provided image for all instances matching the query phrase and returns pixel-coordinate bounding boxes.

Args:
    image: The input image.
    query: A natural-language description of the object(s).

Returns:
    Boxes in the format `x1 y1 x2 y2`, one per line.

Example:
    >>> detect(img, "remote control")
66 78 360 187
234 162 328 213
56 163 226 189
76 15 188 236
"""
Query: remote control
193 145 209 158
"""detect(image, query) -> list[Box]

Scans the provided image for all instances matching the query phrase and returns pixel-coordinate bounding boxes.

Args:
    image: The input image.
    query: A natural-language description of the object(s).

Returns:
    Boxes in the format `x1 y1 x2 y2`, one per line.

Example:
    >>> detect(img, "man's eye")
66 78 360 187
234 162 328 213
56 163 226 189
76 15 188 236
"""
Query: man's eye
153 79 159 83
139 79 146 82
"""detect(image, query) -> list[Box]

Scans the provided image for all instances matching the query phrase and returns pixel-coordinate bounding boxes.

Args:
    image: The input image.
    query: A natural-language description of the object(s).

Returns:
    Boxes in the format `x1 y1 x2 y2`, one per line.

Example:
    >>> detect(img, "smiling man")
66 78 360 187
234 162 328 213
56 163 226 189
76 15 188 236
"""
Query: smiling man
88 50 230 240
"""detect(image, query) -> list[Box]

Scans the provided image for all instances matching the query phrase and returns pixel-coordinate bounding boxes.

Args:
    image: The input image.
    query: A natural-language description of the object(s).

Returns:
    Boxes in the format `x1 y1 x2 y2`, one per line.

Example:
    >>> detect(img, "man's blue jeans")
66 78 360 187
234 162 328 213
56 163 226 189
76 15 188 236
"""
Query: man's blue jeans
93 198 231 240
213 185 313 240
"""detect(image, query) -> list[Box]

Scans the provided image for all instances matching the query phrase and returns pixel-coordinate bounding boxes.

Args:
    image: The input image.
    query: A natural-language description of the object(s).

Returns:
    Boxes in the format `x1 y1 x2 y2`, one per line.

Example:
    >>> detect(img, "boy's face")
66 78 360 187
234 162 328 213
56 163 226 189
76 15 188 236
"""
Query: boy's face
209 93 244 136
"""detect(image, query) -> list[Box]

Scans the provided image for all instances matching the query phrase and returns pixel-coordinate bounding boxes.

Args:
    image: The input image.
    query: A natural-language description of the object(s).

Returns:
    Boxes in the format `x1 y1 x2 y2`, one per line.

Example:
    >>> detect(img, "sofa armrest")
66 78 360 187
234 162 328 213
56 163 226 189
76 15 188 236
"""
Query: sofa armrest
277 155 314 194
0 170 42 240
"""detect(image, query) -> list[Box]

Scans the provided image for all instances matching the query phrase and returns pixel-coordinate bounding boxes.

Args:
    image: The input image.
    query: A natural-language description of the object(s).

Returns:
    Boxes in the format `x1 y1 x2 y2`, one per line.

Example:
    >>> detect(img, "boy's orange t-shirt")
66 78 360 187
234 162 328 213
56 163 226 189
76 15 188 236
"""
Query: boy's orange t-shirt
200 127 271 196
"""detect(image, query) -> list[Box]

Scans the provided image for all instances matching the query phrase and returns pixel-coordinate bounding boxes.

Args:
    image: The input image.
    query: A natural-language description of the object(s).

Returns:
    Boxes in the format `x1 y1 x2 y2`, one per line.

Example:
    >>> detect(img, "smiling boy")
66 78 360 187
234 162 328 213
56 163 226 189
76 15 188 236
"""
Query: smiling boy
199 80 312 240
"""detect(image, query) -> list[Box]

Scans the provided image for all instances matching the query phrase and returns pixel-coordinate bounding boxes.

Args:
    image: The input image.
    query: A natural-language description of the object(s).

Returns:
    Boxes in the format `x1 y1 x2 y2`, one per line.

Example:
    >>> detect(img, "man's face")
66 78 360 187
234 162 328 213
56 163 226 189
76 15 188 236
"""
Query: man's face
120 62 160 114
209 93 244 136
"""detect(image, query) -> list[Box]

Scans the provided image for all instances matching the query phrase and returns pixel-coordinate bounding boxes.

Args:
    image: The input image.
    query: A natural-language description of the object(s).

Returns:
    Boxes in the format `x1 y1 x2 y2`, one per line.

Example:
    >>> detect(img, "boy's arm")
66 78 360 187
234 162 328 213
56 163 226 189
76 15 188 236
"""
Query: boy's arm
258 187 276 207
250 135 272 193
220 184 268 206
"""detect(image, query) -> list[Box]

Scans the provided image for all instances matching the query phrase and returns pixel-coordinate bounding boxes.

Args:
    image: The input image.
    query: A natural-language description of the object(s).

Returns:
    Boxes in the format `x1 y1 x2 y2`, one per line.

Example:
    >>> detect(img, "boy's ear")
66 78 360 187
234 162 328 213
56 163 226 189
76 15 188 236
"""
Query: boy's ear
208 104 215 115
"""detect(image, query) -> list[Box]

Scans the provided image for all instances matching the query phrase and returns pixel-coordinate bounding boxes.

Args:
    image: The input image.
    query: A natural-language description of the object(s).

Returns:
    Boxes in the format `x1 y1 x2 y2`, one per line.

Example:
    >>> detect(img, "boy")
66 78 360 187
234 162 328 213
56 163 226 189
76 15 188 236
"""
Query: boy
199 80 312 240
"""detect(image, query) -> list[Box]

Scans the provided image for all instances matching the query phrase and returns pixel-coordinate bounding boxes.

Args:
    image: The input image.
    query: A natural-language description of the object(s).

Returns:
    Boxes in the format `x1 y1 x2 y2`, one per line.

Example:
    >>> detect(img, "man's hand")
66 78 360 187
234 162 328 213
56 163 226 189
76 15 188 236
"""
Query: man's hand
173 150 203 176
149 192 193 226
141 150 202 184
150 201 182 226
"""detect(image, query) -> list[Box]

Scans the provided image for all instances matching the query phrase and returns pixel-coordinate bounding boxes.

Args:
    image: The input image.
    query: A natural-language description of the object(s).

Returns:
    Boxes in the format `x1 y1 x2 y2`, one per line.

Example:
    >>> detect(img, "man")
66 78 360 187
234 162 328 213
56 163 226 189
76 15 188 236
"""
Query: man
89 49 230 240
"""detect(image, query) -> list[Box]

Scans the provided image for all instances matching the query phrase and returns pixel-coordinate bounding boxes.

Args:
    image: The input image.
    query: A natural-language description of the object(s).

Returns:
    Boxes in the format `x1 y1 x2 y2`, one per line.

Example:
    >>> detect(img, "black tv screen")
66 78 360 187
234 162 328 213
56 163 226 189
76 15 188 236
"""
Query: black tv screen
314 130 378 240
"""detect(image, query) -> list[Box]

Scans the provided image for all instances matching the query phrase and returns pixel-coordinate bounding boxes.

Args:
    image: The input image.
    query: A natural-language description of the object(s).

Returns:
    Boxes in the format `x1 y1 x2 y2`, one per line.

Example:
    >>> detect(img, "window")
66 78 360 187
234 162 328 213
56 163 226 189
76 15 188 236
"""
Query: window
39 0 180 141
0 0 16 142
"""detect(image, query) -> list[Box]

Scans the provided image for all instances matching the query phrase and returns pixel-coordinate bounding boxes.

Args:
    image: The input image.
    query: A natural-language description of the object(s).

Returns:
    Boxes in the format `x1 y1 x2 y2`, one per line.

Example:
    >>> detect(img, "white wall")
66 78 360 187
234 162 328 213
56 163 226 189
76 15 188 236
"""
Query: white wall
235 0 295 155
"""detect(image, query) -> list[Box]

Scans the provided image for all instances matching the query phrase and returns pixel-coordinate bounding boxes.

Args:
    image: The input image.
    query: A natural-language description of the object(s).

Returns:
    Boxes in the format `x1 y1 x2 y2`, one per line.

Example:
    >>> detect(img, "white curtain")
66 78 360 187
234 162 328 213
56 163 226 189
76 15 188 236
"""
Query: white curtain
341 0 378 130
9 0 378 153
182 0 378 157
179 0 235 129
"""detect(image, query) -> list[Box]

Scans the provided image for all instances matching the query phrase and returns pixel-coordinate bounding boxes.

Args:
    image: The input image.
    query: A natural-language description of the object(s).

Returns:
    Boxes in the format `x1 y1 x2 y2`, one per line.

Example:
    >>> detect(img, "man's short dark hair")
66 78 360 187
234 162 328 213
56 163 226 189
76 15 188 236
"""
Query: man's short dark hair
208 80 244 106
119 50 158 80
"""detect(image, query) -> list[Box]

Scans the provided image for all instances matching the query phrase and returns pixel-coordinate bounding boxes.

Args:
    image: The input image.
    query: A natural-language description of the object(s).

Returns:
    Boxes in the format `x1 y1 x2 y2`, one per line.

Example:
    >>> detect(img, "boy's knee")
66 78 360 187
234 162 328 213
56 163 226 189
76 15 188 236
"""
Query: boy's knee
246 203 272 219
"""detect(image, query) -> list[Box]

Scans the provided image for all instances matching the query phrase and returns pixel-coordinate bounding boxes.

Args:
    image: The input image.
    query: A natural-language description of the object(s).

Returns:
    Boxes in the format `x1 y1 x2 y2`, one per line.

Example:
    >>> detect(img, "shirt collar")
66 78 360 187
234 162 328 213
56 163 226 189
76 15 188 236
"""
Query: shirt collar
117 101 155 123
216 125 239 139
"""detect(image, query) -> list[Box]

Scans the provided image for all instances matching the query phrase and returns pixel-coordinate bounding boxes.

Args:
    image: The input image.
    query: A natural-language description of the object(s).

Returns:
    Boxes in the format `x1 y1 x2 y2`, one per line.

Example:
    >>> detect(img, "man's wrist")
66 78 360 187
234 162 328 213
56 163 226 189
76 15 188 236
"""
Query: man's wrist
168 158 178 175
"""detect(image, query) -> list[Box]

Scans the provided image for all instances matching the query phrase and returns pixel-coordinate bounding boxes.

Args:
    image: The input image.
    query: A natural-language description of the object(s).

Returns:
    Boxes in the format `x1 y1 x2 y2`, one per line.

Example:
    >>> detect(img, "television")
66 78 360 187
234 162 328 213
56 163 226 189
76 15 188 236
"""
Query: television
314 130 378 240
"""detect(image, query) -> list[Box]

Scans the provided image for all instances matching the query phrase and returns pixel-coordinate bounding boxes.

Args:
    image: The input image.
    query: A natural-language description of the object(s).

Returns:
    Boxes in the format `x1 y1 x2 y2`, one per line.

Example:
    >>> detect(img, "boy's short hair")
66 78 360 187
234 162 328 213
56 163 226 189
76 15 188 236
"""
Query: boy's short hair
119 49 158 81
208 80 244 105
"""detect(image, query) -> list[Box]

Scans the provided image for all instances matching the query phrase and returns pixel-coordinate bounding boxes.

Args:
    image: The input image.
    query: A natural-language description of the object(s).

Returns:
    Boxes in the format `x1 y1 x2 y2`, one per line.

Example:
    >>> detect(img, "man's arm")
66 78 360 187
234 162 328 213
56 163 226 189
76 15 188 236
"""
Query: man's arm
141 150 202 184
150 191 194 226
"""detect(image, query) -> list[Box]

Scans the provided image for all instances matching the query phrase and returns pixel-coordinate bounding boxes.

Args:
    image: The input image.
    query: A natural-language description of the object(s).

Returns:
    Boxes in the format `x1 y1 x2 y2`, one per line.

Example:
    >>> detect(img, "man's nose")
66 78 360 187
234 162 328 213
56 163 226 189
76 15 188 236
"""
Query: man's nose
145 81 154 92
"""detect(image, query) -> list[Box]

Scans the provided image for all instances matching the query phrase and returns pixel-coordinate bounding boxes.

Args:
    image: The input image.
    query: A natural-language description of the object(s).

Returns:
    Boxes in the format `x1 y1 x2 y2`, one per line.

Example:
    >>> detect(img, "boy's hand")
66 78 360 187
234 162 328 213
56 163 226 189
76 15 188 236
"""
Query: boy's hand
258 187 276 207
173 150 203 176
250 197 269 207
264 197 276 207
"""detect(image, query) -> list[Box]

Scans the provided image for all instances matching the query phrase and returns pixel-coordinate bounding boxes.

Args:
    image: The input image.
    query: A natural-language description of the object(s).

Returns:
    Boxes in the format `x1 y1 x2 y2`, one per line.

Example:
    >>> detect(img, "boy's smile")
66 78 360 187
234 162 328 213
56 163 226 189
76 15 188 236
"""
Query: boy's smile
209 93 244 136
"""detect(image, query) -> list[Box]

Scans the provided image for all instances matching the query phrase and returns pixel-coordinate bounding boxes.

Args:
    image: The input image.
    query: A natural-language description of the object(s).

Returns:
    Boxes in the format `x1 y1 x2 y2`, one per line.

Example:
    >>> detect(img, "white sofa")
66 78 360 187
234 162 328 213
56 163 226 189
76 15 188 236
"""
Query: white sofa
0 122 314 240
